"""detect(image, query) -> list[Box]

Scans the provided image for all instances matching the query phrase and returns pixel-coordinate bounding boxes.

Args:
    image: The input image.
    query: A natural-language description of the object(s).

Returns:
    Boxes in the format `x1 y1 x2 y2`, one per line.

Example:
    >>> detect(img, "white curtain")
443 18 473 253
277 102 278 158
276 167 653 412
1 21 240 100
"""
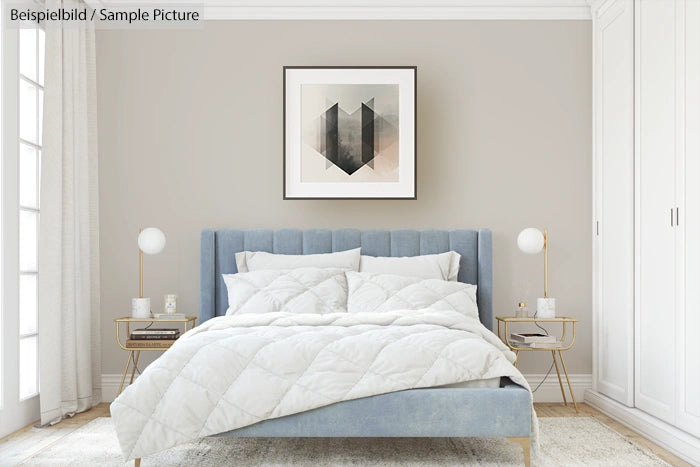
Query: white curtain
38 0 101 425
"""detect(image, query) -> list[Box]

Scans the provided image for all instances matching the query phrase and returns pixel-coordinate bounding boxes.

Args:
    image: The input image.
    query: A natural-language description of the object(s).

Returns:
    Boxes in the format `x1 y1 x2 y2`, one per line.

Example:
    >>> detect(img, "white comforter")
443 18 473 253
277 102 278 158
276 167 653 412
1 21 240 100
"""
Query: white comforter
111 309 533 460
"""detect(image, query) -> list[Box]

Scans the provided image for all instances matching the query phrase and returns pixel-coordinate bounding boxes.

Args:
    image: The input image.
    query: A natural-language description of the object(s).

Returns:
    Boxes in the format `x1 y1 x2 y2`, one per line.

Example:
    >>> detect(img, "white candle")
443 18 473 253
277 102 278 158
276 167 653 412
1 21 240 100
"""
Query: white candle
164 294 177 314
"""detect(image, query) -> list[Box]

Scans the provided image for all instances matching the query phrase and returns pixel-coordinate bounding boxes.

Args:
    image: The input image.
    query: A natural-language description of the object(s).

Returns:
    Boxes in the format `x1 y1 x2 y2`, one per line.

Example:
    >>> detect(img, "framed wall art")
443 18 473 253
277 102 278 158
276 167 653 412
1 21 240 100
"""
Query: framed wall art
283 66 416 199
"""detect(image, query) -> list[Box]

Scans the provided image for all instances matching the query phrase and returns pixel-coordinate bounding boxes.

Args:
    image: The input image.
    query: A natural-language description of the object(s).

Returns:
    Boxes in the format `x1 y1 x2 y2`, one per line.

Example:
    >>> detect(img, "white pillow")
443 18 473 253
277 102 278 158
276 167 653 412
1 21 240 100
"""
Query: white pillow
223 268 348 315
235 248 361 273
346 271 478 319
359 251 461 281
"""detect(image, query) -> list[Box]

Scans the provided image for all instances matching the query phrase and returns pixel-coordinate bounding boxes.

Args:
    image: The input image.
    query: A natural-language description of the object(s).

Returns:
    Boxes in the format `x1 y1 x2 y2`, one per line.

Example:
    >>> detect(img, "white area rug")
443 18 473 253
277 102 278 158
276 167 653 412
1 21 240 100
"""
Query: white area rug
20 417 668 466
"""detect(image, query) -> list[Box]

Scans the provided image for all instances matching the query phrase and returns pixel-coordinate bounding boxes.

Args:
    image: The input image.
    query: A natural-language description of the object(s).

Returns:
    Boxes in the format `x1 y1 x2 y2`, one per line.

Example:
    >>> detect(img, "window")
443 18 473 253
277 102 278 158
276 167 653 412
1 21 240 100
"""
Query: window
18 25 44 400
0 17 44 438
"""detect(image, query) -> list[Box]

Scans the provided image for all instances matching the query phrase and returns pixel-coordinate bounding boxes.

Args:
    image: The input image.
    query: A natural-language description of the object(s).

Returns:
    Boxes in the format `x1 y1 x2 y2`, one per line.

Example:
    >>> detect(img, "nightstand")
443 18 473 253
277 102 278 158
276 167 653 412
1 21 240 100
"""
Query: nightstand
496 316 578 412
114 316 197 395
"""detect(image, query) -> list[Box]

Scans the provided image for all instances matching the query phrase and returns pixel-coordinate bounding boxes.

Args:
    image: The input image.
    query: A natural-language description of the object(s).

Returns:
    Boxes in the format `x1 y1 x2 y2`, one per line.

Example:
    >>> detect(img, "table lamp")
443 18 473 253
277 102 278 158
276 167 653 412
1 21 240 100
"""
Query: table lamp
517 227 555 318
132 227 166 318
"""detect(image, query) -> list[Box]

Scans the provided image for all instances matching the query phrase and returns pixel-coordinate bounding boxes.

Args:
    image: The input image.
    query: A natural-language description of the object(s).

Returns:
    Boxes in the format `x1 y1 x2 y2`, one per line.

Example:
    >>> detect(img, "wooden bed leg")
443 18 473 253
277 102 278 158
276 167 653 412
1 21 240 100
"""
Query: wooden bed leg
507 437 530 467
134 458 141 467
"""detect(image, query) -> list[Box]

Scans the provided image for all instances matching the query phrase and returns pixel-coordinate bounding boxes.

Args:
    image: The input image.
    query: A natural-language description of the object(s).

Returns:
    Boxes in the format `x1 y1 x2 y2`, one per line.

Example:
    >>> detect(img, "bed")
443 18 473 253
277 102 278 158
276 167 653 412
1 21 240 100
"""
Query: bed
112 228 534 466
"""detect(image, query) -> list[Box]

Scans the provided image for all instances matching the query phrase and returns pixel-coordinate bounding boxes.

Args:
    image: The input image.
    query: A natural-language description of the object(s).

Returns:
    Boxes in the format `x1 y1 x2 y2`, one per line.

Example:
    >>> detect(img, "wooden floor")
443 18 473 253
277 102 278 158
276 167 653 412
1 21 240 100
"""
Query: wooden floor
0 402 691 466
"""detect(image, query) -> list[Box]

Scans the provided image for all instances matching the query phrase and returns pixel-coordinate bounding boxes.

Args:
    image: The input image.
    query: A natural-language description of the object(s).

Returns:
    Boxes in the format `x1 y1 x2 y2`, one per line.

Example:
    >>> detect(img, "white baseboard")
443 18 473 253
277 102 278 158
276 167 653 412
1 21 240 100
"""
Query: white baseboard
526 373 591 404
101 373 592 404
102 374 130 403
585 389 700 465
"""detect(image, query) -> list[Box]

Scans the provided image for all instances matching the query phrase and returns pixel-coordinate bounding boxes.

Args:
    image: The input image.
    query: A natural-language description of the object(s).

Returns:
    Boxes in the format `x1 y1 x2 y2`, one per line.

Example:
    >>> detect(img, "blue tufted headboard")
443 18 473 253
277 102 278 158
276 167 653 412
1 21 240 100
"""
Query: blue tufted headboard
200 229 493 330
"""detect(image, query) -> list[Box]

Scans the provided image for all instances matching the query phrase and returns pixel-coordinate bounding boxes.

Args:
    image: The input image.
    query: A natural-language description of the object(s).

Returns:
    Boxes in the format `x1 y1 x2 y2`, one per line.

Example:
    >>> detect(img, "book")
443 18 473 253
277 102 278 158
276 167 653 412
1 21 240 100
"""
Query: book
509 332 557 344
152 313 186 319
126 339 176 348
509 340 563 349
131 328 179 335
529 341 563 348
130 332 180 340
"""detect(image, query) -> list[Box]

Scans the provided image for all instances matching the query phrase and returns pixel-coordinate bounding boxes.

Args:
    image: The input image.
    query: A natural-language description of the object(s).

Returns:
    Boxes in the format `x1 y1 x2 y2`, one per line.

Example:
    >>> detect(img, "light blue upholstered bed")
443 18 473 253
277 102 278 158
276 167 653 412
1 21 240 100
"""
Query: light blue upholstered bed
200 228 532 465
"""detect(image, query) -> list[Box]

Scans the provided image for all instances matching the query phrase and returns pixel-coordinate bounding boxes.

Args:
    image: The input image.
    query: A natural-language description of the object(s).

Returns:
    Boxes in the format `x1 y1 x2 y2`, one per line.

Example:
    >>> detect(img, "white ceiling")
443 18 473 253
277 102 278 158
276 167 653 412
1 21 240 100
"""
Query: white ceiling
83 0 593 20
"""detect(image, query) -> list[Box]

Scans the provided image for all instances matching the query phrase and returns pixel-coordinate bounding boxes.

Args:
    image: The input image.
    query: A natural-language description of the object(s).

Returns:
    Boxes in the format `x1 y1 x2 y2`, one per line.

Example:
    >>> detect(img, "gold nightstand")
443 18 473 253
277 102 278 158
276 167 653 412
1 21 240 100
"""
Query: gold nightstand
496 316 578 412
114 316 197 395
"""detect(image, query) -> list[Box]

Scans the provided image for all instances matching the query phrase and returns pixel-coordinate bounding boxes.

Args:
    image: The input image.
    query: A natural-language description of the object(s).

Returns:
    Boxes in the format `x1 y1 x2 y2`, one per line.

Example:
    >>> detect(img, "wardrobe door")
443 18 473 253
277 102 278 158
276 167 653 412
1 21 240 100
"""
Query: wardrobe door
635 0 677 423
676 0 700 438
593 0 635 406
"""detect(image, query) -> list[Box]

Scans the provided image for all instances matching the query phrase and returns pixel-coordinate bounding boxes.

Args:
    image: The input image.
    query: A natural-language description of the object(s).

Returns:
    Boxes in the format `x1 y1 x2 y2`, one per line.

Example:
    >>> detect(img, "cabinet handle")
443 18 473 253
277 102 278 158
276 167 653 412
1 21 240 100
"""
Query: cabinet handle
676 207 679 226
596 221 599 236
671 208 674 226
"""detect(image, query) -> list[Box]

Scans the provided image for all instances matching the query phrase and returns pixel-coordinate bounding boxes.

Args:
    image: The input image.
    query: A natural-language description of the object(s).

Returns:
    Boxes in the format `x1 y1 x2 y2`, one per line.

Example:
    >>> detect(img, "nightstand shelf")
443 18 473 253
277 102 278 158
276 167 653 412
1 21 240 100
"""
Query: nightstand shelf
496 315 578 412
114 316 197 395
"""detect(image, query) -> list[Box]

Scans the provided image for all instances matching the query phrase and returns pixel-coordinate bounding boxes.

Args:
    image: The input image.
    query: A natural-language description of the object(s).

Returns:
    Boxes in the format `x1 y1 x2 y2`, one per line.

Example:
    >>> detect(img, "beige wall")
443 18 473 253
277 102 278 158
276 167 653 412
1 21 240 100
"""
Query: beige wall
96 20 592 376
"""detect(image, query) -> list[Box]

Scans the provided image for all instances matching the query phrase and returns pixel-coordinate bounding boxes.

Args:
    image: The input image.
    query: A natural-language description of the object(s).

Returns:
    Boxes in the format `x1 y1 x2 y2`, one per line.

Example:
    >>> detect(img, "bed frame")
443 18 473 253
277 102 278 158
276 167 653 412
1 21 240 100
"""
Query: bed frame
191 228 532 466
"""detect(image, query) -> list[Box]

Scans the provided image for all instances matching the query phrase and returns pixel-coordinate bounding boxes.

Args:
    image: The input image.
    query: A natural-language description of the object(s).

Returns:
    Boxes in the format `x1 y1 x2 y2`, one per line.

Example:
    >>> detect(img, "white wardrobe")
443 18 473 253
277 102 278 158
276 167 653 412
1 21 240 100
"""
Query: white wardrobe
591 0 700 463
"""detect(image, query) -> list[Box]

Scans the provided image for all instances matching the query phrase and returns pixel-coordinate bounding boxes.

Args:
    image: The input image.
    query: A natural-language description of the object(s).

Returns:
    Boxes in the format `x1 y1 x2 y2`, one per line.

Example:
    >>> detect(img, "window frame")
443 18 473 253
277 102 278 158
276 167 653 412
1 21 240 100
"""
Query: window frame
16 24 43 401
0 18 43 437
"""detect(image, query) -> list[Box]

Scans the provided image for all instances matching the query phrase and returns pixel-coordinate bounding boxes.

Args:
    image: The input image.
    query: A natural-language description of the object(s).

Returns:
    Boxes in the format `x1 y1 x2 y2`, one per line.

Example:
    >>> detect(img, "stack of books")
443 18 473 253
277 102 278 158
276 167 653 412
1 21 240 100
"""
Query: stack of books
127 328 180 348
130 328 180 340
509 332 562 348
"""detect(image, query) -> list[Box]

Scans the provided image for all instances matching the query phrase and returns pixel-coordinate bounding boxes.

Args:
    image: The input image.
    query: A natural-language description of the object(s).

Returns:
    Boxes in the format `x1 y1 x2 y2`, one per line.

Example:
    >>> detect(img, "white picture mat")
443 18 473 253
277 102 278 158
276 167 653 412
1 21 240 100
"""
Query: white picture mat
285 68 415 198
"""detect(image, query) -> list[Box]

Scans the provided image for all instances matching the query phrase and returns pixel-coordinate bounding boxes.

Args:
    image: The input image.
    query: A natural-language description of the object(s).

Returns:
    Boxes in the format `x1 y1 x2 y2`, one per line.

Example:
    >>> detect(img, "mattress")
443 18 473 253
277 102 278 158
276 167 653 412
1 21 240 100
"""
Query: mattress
438 377 502 389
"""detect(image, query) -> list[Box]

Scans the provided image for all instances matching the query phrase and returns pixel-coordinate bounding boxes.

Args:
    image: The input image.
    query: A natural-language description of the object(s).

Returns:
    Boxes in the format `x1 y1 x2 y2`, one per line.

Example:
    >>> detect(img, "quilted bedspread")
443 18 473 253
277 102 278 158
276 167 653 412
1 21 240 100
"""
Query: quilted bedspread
110 309 533 460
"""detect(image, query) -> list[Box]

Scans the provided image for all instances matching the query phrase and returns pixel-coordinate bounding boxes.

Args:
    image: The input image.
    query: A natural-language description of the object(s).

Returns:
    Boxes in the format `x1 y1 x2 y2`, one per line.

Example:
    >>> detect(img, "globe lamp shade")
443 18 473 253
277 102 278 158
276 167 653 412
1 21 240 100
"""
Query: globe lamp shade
138 227 166 255
517 228 544 255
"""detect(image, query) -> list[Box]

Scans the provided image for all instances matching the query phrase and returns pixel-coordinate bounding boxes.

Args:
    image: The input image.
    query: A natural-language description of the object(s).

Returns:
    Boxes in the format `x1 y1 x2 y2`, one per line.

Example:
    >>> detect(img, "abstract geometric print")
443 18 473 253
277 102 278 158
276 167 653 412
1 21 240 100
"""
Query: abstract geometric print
301 84 399 183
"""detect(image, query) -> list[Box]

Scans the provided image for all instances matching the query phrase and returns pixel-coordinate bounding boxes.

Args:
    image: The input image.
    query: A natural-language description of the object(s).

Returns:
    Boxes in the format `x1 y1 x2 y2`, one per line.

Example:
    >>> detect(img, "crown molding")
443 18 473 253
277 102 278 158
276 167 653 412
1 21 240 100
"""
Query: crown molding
588 0 614 16
83 0 592 20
